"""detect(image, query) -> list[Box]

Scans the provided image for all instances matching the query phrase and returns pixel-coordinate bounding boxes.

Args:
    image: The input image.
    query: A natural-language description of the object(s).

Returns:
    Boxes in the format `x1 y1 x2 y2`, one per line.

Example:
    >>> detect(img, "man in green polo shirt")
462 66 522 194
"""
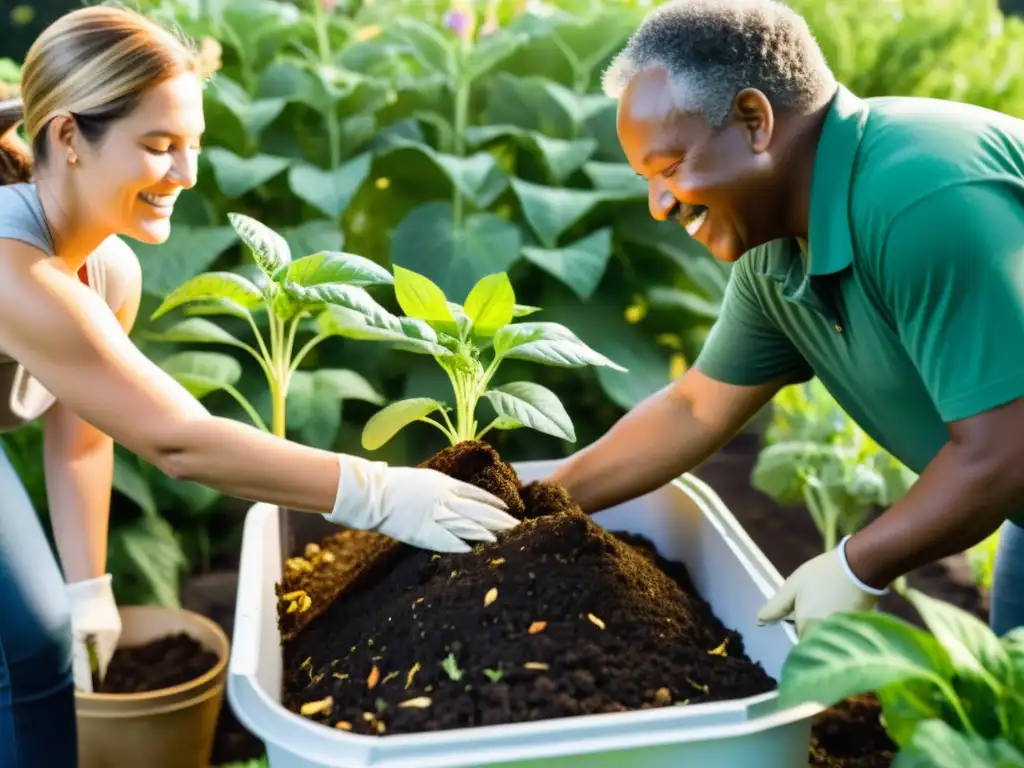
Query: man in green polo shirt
548 0 1024 638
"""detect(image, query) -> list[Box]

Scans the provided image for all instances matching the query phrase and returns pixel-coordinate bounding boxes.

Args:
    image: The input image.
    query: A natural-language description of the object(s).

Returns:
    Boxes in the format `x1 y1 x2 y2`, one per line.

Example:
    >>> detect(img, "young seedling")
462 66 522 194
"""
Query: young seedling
147 212 393 438
342 267 627 451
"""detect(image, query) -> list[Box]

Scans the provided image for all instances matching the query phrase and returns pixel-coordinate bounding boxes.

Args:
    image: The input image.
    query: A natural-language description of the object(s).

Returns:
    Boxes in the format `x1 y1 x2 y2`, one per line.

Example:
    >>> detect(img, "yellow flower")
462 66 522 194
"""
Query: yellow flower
196 36 223 78
375 177 390 190
669 353 687 379
355 25 383 42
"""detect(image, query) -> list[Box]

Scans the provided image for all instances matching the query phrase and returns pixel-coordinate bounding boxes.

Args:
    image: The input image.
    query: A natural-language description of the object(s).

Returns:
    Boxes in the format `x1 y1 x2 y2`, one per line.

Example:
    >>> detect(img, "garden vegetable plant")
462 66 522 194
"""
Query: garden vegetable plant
147 212 390 439
778 588 1024 767
751 380 919 552
348 266 627 450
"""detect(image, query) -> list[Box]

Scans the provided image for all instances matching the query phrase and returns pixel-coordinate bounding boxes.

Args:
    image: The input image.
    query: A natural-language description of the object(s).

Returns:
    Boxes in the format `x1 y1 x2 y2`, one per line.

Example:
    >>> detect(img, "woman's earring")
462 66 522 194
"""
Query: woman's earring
67 150 78 166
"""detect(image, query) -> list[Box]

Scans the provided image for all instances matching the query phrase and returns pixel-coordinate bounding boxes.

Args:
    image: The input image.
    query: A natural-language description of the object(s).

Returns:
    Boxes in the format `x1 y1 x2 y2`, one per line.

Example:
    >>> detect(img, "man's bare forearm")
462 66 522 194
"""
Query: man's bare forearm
549 369 787 513
845 400 1024 588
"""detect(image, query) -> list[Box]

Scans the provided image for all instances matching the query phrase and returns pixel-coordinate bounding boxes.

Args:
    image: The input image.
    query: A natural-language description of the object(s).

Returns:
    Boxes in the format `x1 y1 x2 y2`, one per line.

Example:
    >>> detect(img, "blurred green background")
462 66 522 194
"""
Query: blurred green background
0 0 1011 607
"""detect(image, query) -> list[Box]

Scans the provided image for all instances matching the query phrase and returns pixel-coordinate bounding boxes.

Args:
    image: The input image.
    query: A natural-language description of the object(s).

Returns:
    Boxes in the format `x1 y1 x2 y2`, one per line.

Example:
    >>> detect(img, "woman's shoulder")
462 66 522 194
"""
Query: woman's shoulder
0 183 54 255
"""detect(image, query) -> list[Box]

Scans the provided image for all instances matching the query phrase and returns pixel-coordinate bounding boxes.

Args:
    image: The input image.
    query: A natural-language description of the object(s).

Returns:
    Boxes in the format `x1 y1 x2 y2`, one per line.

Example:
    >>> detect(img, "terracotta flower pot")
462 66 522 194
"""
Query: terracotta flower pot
75 605 230 768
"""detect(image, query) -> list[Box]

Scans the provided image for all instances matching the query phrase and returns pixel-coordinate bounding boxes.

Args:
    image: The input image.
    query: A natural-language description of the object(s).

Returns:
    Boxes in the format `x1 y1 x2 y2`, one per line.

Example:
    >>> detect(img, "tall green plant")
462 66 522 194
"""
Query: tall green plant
352 267 626 450
147 212 391 438
751 380 918 552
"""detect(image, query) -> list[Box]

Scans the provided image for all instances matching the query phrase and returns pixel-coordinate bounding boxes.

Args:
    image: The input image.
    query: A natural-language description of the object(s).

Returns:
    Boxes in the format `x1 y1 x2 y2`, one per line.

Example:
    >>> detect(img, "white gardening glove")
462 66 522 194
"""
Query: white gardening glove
65 573 122 692
756 535 889 638
325 454 520 552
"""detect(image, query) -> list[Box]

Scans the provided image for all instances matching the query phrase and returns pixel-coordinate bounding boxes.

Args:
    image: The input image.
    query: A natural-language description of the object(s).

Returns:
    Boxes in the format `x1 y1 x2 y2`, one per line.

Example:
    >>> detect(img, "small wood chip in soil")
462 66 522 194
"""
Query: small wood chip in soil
524 662 549 670
528 621 547 634
708 638 728 656
300 696 332 717
398 696 432 708
367 665 379 689
484 587 498 607
587 613 605 630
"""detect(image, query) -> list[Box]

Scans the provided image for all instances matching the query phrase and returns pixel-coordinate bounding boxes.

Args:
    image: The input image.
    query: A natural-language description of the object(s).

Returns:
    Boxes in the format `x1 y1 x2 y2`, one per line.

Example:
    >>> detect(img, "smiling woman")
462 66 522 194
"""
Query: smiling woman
0 6 517 768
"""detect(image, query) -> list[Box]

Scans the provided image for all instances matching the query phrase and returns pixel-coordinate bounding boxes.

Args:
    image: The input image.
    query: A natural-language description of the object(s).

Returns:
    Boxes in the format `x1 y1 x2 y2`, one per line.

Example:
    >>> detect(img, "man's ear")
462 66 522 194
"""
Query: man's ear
732 88 774 153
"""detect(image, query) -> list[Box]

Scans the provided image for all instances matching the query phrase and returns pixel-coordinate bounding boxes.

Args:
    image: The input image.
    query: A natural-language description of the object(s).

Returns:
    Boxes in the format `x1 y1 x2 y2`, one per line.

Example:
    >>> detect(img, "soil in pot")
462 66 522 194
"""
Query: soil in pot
276 440 776 735
97 632 219 694
808 695 895 768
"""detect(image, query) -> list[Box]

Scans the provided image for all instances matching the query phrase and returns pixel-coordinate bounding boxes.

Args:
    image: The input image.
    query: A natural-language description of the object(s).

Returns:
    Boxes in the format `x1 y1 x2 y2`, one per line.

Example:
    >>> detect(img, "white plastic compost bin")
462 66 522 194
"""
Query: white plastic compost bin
228 460 822 768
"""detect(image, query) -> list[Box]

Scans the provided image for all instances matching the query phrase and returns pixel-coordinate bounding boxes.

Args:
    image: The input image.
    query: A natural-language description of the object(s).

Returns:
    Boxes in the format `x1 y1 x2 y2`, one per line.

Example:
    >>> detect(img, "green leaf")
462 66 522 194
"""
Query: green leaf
280 220 343 259
521 228 612 300
378 139 506 208
904 589 1011 690
228 212 291 275
393 264 456 327
112 453 157 518
276 250 393 288
751 442 844 506
317 305 451 357
150 272 264 320
511 177 637 247
464 273 515 336
362 397 446 451
203 147 291 198
294 283 392 321
466 125 596 184
493 321 627 371
133 225 240 298
1003 628 1024 689
108 513 186 608
466 28 527 79
158 351 243 399
386 18 455 75
484 382 575 442
777 611 955 711
288 152 372 218
206 73 285 141
875 680 947 748
513 304 542 317
646 286 721 321
584 161 648 194
142 318 251 350
390 202 522 302
891 719 1024 768
313 369 385 406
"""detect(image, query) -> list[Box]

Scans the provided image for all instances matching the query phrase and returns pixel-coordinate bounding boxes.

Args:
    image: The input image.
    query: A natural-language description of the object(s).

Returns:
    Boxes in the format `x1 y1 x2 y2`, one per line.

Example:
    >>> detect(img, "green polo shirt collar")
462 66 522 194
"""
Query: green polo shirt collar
807 84 871 276
755 85 870 321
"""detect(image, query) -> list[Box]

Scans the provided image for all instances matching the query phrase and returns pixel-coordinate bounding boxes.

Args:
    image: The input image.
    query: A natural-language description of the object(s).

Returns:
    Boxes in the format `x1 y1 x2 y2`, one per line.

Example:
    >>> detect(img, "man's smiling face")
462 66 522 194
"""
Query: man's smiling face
617 67 780 263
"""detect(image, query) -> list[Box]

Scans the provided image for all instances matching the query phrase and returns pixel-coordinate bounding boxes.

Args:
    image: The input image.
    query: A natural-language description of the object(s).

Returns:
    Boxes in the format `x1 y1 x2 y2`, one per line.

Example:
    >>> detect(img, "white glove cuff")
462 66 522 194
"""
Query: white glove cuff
323 453 389 531
838 535 890 596
65 573 114 600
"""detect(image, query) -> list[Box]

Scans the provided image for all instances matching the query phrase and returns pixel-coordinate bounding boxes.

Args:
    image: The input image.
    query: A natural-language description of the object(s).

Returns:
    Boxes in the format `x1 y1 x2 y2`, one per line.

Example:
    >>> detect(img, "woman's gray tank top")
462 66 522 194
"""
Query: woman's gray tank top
0 183 109 433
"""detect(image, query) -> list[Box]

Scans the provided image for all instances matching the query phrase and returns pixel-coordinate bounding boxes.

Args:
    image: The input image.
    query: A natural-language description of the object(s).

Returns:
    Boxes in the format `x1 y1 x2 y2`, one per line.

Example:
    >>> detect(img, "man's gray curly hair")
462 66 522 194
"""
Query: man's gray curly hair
602 0 836 126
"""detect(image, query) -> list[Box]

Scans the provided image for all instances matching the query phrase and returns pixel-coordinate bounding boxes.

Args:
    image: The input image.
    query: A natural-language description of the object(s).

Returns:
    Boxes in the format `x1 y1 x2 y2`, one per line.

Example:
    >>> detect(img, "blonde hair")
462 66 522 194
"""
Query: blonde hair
0 4 198 184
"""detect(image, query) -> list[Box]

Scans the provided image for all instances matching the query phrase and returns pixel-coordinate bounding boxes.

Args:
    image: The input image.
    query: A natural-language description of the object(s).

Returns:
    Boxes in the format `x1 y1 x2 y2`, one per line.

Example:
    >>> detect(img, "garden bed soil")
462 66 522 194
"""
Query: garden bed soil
203 429 984 765
277 440 776 735
98 632 218 694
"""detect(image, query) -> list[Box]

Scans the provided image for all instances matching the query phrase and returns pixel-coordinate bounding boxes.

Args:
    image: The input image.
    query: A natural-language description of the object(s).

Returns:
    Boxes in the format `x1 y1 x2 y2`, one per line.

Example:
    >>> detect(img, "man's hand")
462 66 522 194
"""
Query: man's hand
66 574 122 692
756 536 888 637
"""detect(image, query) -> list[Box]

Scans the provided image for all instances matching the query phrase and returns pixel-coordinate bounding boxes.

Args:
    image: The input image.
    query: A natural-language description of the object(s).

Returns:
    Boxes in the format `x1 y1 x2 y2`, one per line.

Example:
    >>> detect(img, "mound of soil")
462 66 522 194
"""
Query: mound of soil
277 441 776 735
98 632 219 694
808 695 896 768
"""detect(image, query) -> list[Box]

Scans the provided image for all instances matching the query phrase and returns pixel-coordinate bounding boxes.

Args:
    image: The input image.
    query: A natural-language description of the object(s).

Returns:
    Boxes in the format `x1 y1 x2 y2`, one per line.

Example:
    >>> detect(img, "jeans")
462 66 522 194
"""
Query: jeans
991 520 1024 638
0 442 76 767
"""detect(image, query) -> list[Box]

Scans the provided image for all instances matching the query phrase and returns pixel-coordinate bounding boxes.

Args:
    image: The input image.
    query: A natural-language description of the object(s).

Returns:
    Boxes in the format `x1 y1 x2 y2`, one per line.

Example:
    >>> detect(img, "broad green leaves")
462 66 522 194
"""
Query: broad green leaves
151 272 264 320
362 397 445 450
390 202 522 301
230 212 291 275
493 321 627 371
288 152 372 218
484 382 574 442
464 273 515 336
778 587 1024 760
355 267 626 450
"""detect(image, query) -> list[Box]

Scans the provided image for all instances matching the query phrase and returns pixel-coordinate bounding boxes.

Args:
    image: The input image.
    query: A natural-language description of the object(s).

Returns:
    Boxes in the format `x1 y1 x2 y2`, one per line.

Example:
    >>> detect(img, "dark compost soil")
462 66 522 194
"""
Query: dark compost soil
807 695 896 768
98 632 219 694
277 440 776 735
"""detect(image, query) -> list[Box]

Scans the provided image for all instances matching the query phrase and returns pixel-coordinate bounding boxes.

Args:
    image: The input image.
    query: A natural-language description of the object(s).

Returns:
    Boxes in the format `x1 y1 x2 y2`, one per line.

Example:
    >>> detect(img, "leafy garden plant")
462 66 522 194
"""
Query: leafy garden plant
778 588 1024 767
751 380 919 552
349 266 627 450
147 212 392 439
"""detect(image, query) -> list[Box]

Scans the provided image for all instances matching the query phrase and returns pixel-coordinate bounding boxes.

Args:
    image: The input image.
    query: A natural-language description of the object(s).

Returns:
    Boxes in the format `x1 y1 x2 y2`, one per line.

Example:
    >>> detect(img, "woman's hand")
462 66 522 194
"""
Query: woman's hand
326 455 519 552
65 573 121 692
